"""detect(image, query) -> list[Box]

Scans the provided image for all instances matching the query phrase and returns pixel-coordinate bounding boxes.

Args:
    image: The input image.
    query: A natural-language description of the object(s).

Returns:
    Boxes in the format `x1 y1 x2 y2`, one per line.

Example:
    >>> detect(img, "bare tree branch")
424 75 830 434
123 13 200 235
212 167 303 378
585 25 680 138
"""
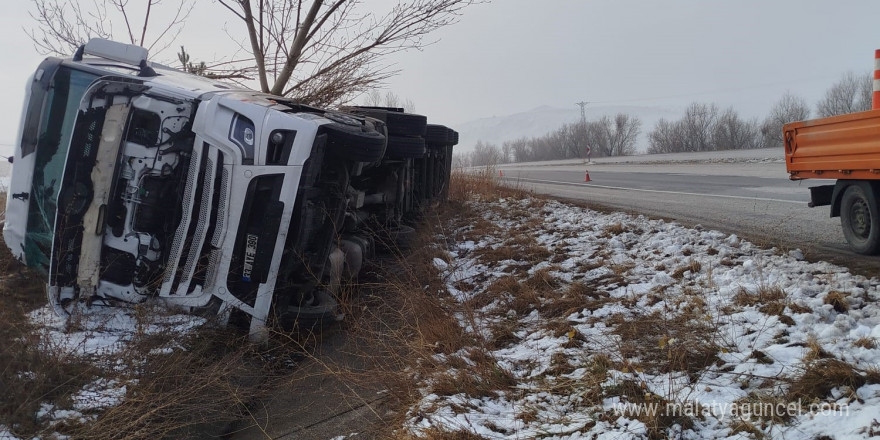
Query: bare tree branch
28 0 481 107
241 0 270 92
270 0 324 95
27 0 194 57
816 71 872 118
218 0 479 104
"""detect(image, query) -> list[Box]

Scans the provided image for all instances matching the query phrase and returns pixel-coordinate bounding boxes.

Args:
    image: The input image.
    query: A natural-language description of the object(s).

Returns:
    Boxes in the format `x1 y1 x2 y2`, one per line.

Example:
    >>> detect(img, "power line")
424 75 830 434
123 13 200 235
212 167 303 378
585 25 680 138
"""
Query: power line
586 75 840 106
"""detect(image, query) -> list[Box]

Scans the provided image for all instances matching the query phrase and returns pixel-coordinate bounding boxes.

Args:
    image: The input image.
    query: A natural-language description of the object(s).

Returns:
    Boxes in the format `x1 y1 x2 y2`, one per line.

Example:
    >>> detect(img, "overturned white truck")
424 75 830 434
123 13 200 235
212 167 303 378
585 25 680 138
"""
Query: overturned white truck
3 39 458 337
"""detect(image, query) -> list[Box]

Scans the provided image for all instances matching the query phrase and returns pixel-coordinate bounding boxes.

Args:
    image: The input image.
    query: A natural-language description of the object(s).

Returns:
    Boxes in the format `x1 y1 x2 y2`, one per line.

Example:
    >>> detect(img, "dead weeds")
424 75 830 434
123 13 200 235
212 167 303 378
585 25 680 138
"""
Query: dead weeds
609 311 721 375
787 358 873 401
733 285 787 307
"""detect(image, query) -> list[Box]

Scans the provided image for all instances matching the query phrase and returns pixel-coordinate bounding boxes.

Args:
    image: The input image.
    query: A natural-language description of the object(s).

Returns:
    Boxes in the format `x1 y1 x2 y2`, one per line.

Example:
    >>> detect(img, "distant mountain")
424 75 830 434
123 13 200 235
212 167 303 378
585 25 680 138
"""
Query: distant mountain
455 104 681 154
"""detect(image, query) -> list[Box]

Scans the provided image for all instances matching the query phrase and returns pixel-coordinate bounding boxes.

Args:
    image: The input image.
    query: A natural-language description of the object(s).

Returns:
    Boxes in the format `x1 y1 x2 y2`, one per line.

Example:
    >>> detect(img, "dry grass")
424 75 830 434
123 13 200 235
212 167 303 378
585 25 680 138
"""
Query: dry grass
823 291 849 313
802 335 833 362
333 200 504 438
401 429 490 440
487 267 608 321
602 379 694 439
787 302 813 315
431 348 516 399
609 311 720 375
602 222 627 237
787 358 871 401
473 232 551 267
732 285 786 307
69 327 280 440
0 214 106 437
0 259 281 440
757 301 796 326
854 337 877 349
448 169 532 202
541 281 608 318
671 260 702 279
729 420 765 439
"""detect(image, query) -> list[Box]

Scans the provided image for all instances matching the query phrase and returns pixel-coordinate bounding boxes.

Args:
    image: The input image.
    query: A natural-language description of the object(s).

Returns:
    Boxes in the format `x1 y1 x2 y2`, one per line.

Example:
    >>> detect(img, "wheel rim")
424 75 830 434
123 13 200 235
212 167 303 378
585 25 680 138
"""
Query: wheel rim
849 198 872 239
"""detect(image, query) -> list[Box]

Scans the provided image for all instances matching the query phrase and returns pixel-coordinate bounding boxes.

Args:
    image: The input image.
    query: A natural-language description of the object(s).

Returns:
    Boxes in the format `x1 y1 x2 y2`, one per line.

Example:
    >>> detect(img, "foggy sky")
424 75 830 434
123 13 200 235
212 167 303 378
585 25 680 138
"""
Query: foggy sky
2 0 879 156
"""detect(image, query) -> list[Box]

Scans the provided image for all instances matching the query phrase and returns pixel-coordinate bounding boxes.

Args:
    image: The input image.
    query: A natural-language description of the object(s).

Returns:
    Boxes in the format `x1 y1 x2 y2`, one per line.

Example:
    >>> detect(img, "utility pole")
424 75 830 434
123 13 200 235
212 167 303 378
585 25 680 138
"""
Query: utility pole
576 101 589 126
576 101 590 161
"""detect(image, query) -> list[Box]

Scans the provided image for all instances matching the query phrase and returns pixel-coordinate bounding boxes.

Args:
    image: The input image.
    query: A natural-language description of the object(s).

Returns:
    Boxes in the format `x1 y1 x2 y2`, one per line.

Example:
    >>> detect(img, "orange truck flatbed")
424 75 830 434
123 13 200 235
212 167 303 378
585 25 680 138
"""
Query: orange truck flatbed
784 109 880 180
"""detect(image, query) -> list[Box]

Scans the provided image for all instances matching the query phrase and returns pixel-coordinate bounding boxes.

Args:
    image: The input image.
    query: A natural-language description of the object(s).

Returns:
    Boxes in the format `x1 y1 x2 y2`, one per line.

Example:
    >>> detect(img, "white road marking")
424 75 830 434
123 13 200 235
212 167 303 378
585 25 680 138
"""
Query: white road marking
507 177 807 205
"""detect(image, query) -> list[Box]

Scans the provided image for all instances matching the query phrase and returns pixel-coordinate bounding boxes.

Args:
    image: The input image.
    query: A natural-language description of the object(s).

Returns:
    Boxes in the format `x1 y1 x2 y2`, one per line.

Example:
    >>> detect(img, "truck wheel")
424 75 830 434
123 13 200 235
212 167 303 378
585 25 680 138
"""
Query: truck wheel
840 183 880 255
385 135 426 159
278 290 340 329
425 124 450 145
322 112 387 163
343 107 427 137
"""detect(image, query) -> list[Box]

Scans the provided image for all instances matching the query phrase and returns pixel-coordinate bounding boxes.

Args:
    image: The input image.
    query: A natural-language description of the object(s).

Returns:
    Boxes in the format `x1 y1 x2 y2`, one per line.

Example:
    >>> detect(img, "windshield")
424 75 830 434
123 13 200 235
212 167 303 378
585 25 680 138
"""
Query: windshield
24 67 98 272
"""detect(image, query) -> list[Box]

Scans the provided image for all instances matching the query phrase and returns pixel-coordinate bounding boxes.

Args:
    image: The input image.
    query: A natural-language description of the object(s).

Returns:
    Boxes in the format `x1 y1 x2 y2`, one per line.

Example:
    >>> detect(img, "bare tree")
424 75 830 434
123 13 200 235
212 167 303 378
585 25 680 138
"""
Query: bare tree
469 140 502 167
712 108 762 150
500 143 512 164
472 112 641 164
816 71 872 117
858 71 874 111
363 90 384 107
678 102 718 152
216 0 478 106
362 90 416 112
762 91 811 148
586 119 611 157
506 137 531 163
648 104 761 153
605 113 641 156
28 0 194 56
647 118 682 154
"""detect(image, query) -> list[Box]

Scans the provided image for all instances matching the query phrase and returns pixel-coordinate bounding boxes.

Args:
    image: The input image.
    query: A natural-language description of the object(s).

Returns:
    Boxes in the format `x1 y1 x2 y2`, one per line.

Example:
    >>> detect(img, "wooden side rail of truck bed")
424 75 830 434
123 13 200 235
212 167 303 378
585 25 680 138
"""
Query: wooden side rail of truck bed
784 109 880 181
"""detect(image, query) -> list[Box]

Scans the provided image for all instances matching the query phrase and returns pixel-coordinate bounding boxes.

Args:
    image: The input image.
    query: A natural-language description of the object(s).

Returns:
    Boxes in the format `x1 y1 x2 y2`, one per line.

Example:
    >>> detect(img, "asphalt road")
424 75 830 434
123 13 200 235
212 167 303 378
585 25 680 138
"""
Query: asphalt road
496 161 880 276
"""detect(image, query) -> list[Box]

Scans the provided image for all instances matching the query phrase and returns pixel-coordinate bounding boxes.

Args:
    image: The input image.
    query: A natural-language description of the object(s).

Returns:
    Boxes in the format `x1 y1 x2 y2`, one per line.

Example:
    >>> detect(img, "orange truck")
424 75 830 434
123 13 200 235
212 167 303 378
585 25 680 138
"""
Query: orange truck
784 110 880 254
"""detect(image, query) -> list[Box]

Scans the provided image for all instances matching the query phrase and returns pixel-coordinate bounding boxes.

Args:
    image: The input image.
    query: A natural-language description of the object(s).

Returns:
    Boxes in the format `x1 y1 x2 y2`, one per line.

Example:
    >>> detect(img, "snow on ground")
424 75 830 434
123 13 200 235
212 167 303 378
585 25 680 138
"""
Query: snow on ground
406 195 880 439
21 303 205 432
30 303 204 358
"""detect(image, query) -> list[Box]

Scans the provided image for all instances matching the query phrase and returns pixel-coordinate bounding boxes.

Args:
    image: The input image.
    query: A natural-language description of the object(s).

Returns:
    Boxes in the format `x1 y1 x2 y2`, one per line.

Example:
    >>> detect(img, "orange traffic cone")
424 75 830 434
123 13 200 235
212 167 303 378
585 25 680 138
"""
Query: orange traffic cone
584 170 591 182
499 170 504 177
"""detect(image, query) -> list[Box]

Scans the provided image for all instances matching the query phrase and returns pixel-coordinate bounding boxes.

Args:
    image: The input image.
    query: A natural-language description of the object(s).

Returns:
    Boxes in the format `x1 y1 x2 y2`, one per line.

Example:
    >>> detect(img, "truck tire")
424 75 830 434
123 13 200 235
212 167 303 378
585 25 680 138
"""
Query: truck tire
840 183 880 255
385 135 426 159
322 112 387 163
280 290 340 328
344 107 427 137
425 124 450 145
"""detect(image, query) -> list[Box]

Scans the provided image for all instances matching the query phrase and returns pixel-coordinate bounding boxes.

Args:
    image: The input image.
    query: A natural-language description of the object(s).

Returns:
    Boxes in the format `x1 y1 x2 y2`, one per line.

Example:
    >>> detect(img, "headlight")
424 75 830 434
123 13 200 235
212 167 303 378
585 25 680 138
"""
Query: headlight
229 113 256 164
266 129 296 165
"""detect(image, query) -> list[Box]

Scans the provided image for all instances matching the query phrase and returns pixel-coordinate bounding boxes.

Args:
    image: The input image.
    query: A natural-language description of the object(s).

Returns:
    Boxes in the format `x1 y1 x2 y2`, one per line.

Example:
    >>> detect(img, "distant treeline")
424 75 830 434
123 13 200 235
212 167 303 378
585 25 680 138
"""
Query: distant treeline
461 71 871 167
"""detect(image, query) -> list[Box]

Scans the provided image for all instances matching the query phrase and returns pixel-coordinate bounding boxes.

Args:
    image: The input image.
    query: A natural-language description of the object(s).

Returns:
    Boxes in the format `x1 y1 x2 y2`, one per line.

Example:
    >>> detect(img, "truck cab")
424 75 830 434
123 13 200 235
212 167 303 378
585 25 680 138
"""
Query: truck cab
3 39 443 338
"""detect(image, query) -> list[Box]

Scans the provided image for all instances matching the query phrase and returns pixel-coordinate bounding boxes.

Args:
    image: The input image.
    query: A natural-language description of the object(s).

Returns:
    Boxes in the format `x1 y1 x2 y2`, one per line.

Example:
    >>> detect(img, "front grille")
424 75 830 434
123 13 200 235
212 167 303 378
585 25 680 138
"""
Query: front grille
211 166 230 247
159 144 224 296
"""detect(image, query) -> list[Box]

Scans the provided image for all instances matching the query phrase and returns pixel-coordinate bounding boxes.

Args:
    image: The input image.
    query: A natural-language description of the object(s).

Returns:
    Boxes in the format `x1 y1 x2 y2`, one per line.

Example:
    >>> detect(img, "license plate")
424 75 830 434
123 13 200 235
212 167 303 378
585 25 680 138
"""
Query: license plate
242 233 258 282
